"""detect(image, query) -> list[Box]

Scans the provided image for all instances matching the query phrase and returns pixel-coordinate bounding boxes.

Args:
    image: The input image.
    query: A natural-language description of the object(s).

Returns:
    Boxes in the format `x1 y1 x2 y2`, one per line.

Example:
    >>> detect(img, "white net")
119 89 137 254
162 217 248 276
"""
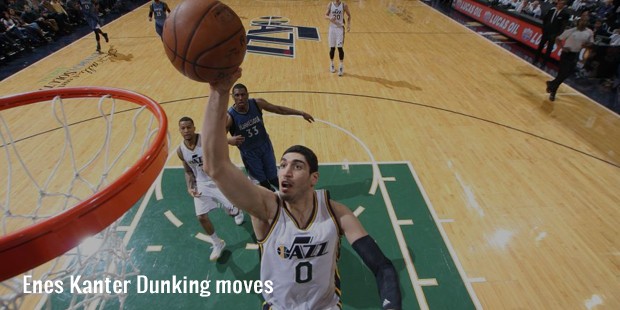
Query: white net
0 90 167 309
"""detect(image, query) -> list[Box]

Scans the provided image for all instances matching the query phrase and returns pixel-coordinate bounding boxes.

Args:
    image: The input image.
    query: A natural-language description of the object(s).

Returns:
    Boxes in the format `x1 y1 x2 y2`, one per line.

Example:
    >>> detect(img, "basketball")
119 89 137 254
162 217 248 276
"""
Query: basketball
162 0 246 83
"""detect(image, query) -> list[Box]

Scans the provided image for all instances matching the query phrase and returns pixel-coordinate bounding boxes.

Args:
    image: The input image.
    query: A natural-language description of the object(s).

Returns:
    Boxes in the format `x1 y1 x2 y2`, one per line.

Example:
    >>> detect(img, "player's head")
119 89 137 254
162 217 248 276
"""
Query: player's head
231 83 249 111
283 145 318 173
178 116 196 141
278 145 319 199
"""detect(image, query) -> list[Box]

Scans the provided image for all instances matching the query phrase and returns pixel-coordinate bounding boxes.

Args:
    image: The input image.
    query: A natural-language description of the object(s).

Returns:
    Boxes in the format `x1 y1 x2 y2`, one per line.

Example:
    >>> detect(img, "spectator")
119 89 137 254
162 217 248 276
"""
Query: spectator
595 0 614 23
530 0 542 18
593 19 611 37
609 28 620 45
516 0 530 13
21 4 58 34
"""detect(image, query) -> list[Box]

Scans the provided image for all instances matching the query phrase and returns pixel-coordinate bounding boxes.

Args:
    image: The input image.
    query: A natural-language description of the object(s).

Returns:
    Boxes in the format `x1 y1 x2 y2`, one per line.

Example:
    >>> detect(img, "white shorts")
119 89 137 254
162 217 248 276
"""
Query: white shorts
328 25 344 48
193 181 236 216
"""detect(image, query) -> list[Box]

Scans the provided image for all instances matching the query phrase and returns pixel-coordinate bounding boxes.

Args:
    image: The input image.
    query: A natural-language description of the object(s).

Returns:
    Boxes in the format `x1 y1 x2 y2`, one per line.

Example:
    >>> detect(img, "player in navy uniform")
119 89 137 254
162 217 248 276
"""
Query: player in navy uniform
202 70 402 310
79 0 108 52
148 0 171 39
226 83 314 191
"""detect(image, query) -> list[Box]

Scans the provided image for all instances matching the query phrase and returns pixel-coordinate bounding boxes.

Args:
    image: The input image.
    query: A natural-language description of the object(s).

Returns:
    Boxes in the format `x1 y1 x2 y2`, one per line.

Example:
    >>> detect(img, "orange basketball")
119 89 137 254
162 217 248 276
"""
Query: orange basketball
162 0 246 83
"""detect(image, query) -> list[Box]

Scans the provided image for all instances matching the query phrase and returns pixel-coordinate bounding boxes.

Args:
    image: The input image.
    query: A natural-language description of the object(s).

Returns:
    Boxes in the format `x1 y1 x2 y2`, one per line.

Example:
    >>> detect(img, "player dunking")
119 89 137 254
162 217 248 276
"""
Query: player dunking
325 0 351 76
148 0 171 39
177 117 245 262
202 69 402 309
79 0 108 53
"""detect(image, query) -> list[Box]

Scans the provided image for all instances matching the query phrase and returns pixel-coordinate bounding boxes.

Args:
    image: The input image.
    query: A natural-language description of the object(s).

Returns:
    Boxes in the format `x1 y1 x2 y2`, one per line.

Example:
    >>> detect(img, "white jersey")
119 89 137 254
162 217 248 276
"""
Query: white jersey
179 134 237 216
179 134 211 183
328 1 345 27
259 190 342 310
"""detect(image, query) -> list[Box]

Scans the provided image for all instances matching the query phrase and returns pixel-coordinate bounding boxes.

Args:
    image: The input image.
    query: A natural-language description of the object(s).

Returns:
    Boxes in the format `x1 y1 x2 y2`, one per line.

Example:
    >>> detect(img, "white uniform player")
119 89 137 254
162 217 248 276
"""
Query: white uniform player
259 190 341 310
327 1 345 47
179 135 238 216
177 117 244 262
325 0 351 76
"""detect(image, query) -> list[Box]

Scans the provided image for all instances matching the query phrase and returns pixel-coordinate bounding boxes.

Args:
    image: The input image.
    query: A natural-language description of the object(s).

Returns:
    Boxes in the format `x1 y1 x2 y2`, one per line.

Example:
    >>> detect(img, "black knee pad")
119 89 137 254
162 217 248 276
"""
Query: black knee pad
329 47 335 59
338 47 344 60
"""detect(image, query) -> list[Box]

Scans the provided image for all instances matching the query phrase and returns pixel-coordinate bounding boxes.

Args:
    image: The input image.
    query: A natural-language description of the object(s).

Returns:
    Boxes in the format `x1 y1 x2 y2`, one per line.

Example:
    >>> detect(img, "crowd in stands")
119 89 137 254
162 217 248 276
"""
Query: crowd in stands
493 0 620 45
0 0 129 63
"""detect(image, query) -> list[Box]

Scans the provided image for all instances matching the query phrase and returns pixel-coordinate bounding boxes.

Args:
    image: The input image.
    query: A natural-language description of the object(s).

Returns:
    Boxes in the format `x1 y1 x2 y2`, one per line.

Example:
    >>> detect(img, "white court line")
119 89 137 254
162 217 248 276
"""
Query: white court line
146 245 163 252
122 170 164 245
246 243 259 250
376 168 430 309
397 219 414 226
195 233 212 244
155 170 164 200
419 279 438 286
116 226 130 231
353 206 365 217
382 177 396 182
164 210 183 228
405 162 483 309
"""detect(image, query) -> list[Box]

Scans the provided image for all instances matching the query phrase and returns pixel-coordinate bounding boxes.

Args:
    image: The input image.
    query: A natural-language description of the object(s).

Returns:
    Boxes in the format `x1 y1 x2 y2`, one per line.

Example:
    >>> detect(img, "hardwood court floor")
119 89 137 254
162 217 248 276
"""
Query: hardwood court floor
1 0 619 309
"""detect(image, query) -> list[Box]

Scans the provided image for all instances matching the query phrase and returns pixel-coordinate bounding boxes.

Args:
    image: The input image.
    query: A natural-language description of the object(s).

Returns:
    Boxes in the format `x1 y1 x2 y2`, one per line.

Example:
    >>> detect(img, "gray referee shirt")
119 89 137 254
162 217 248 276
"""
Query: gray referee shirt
558 26 594 52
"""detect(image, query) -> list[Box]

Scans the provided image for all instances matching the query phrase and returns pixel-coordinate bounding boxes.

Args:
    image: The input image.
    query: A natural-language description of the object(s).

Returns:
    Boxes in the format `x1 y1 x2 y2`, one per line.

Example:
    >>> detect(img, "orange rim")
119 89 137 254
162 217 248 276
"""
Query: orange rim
0 87 168 281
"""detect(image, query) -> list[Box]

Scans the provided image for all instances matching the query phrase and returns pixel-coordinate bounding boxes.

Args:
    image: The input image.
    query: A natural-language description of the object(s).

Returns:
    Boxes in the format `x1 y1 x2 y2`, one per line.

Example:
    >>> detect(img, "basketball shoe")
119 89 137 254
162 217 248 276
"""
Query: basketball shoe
210 240 226 261
227 207 244 225
233 210 244 225
338 65 344 76
330 63 335 73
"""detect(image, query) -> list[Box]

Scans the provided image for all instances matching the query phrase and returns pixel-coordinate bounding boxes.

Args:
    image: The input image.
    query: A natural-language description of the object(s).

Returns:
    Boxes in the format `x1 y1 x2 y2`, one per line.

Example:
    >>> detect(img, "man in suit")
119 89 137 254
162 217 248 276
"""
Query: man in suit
533 0 569 66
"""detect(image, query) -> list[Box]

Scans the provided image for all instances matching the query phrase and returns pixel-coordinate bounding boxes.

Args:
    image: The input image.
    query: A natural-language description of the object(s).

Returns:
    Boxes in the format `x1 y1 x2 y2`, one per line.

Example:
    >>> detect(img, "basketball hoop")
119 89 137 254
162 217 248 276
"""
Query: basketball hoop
0 87 168 282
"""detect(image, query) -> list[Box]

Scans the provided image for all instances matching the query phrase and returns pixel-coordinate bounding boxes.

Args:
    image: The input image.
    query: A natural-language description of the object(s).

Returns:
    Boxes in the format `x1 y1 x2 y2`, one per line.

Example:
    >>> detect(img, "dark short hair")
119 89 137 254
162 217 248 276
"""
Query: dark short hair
283 145 318 173
179 116 194 125
232 83 248 93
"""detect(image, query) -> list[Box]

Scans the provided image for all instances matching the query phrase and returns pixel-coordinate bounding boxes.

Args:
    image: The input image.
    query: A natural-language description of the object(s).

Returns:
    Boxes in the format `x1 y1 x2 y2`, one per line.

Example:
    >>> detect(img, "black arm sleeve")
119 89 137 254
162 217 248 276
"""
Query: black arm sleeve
352 235 402 310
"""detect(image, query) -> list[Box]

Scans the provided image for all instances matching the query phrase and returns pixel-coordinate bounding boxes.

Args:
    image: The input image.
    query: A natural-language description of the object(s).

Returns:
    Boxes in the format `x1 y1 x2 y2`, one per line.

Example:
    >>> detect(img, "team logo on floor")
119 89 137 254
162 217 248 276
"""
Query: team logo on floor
246 16 319 58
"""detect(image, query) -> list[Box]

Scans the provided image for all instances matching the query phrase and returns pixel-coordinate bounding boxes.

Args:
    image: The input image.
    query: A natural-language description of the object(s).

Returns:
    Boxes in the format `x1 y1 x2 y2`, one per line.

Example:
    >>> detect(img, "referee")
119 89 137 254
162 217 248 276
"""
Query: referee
546 14 594 101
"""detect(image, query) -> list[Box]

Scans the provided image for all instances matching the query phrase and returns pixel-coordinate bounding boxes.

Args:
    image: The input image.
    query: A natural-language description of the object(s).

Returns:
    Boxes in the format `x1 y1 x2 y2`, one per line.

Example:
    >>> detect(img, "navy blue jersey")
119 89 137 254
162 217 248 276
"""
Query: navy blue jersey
80 0 100 29
228 99 271 152
151 1 168 25
79 0 97 17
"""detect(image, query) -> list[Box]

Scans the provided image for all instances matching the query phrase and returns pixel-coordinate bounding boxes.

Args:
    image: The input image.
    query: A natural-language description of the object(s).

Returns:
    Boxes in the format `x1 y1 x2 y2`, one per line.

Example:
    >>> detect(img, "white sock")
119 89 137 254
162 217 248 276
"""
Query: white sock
340 63 343 69
209 233 222 244
330 60 334 65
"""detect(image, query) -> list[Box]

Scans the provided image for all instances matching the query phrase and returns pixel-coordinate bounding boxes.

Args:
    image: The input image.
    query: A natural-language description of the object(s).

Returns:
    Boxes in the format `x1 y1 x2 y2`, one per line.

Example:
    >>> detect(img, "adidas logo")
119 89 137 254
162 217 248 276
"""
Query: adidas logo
382 299 391 307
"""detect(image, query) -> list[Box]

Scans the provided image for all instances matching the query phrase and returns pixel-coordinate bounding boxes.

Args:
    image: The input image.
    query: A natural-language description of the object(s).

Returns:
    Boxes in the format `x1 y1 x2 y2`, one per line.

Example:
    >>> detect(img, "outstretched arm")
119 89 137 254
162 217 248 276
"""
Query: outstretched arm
255 98 314 123
201 69 276 221
331 200 402 310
